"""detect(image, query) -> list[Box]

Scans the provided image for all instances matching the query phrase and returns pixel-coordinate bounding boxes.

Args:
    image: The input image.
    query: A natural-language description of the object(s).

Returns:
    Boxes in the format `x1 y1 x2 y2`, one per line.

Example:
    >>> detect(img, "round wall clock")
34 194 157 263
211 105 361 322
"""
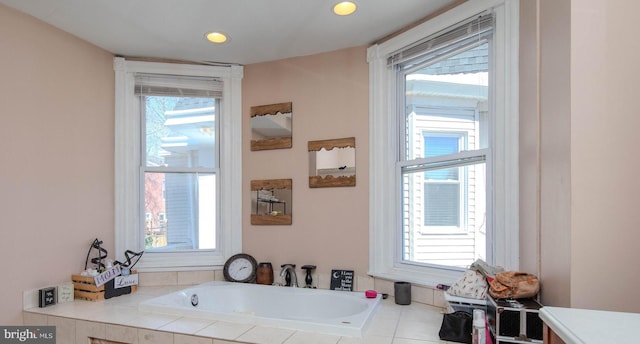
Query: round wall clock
223 253 258 283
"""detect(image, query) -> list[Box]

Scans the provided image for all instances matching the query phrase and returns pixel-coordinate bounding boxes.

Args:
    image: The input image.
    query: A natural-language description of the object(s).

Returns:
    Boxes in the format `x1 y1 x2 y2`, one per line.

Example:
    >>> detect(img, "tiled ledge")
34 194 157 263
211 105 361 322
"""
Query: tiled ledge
23 273 449 344
130 270 448 307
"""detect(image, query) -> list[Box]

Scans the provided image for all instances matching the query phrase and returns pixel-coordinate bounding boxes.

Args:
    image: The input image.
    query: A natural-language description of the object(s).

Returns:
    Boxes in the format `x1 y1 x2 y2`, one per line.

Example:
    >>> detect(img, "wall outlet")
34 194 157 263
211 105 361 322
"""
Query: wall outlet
38 287 57 307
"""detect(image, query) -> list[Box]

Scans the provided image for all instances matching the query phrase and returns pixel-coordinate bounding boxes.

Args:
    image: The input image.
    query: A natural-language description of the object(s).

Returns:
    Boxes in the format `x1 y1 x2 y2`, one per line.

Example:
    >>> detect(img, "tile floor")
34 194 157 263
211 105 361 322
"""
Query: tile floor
24 285 456 344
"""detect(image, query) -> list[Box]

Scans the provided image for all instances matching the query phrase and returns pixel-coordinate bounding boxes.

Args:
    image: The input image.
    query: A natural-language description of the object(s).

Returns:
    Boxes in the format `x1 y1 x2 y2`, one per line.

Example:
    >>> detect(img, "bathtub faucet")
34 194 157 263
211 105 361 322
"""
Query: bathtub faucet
279 264 298 287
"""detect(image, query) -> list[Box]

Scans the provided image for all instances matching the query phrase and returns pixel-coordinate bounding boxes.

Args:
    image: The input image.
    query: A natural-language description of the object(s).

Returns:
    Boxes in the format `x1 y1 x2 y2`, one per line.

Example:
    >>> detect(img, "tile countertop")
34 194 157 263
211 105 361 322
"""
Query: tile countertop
539 306 640 344
23 285 452 344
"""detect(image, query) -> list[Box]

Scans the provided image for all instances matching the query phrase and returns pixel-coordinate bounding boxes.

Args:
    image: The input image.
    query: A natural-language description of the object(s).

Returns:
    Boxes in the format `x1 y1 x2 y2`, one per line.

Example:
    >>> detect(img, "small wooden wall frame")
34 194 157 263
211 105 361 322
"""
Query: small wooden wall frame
250 102 293 151
251 179 293 225
308 137 356 188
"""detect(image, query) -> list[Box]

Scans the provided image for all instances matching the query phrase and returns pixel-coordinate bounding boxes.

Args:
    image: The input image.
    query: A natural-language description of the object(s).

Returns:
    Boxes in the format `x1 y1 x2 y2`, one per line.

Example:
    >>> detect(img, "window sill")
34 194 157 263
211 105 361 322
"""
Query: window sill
368 265 464 289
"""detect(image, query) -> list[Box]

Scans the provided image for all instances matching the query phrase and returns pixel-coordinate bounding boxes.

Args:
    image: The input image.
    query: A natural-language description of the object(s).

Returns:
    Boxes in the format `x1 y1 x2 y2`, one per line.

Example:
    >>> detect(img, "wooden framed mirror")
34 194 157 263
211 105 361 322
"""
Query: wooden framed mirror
250 102 292 151
251 179 292 225
308 137 356 188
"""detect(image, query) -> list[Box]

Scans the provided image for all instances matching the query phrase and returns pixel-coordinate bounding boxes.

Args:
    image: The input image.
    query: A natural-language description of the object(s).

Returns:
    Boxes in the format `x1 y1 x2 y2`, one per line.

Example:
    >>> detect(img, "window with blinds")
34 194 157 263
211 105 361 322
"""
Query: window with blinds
397 12 492 268
136 74 220 252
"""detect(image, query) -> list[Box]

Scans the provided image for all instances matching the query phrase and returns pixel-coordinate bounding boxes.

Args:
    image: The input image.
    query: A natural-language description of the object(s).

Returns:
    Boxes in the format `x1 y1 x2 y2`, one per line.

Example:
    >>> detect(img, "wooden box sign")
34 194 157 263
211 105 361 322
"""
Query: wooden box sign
72 271 137 301
330 269 354 291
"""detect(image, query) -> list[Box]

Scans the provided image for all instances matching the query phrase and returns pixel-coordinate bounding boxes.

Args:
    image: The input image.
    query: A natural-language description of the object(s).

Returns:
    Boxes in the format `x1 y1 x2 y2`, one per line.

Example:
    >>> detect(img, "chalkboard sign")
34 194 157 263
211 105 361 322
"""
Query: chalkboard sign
104 279 131 299
330 269 354 291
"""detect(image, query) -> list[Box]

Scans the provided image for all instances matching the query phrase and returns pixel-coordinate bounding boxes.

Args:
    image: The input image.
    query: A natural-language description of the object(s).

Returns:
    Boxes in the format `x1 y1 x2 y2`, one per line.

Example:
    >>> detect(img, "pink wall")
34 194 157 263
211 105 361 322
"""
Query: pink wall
571 0 640 312
539 0 573 307
520 0 575 308
520 0 640 312
512 0 575 307
518 0 541 279
242 47 370 281
0 4 115 324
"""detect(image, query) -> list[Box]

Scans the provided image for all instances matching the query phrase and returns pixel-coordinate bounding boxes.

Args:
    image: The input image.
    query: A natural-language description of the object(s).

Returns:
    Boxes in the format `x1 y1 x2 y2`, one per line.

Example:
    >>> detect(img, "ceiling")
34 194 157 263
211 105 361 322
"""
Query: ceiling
0 0 458 65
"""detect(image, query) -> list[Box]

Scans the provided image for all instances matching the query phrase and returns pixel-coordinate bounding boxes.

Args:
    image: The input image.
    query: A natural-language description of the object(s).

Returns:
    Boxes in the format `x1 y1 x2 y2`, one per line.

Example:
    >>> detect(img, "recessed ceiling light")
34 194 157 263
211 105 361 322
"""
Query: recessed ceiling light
333 1 357 16
205 31 228 44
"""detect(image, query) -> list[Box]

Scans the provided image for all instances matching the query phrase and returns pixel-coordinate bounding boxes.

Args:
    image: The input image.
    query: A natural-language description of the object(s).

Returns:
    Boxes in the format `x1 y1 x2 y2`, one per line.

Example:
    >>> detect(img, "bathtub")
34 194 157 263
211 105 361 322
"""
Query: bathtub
139 281 381 337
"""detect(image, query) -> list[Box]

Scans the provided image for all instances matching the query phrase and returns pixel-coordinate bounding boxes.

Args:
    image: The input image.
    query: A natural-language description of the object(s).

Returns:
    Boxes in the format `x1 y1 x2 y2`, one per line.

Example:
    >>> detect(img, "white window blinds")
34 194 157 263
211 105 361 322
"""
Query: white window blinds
135 74 223 98
388 12 494 70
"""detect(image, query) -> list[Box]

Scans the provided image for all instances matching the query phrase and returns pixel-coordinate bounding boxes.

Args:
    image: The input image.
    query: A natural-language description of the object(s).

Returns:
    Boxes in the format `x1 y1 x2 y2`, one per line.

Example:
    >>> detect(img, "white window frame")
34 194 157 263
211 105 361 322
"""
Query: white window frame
114 57 243 271
367 0 519 286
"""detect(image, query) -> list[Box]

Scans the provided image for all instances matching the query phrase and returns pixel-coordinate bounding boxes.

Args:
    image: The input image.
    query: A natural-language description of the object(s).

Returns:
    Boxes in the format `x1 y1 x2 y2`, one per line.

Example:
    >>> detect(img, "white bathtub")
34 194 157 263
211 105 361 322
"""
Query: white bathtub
139 281 381 337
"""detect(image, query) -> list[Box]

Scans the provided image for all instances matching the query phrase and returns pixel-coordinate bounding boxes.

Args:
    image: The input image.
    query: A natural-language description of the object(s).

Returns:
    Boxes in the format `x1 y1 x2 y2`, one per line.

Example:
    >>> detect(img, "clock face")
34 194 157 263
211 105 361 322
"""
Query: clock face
223 253 257 283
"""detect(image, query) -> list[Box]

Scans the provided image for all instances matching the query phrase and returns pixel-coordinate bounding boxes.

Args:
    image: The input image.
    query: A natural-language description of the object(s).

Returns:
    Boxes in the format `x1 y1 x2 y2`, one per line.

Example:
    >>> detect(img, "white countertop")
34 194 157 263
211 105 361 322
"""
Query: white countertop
539 306 640 344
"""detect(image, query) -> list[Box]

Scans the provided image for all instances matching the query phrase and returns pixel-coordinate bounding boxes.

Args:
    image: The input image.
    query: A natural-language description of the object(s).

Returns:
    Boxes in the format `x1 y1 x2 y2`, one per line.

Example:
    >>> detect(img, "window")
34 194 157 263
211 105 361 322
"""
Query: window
368 0 519 285
114 58 243 271
139 76 220 251
423 133 465 228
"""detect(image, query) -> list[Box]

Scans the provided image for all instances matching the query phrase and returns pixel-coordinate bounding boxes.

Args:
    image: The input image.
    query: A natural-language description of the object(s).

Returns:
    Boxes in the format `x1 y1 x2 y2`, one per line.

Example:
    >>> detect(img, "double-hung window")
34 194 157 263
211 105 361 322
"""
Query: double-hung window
368 0 519 285
114 58 243 271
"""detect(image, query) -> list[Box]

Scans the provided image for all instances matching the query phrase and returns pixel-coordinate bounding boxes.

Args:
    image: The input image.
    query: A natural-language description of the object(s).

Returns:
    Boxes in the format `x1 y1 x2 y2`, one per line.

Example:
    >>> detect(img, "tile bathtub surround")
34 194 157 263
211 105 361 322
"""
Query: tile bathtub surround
136 270 221 287
22 271 446 316
106 324 138 343
22 285 449 344
178 271 217 285
373 278 447 308
134 270 446 308
76 320 106 343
